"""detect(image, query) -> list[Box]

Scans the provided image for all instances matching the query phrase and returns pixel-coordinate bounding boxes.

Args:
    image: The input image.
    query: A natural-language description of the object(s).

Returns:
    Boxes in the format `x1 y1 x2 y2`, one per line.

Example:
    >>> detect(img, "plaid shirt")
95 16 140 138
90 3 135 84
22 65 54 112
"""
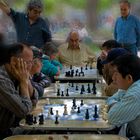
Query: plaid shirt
0 66 37 131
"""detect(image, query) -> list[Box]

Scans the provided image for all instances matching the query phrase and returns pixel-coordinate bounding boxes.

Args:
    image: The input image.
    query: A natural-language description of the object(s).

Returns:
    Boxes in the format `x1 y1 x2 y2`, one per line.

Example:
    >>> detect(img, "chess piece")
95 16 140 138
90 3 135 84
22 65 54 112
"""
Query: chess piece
78 72 81 77
75 69 78 76
77 107 81 113
57 88 60 96
33 116 37 124
80 88 83 94
87 83 91 93
70 69 74 77
39 114 44 125
26 114 33 125
75 85 78 91
47 111 51 119
85 64 88 70
56 110 59 117
93 105 99 119
85 109 89 119
61 91 64 96
55 116 59 124
63 105 68 115
90 64 92 69
80 100 84 106
66 88 69 96
71 82 74 87
50 107 54 115
72 98 77 109
70 65 72 69
81 67 83 73
71 106 75 113
81 85 85 92
93 89 97 95
81 72 85 77
46 98 50 104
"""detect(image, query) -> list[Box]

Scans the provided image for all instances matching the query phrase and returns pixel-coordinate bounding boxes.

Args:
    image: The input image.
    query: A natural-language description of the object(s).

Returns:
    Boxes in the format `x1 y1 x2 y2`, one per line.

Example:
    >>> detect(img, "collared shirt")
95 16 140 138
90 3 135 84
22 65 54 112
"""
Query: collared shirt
58 43 96 66
114 14 140 47
106 80 140 138
0 66 36 131
9 9 51 48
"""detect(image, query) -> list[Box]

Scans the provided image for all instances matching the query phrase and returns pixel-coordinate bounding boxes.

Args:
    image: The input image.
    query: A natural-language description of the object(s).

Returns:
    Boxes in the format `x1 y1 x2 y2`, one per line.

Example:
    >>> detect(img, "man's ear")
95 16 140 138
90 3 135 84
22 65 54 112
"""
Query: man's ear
126 74 133 83
10 56 18 65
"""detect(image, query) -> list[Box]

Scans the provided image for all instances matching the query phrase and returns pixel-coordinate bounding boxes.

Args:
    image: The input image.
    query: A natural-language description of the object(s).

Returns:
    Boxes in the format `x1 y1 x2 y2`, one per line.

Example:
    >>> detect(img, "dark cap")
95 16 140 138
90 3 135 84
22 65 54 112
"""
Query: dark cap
31 46 43 59
102 48 129 64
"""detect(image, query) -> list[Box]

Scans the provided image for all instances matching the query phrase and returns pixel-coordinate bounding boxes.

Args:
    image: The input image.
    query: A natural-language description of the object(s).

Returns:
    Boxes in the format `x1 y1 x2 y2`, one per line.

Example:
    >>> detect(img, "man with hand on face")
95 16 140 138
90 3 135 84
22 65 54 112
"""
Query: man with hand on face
0 0 51 48
0 43 38 139
114 0 140 55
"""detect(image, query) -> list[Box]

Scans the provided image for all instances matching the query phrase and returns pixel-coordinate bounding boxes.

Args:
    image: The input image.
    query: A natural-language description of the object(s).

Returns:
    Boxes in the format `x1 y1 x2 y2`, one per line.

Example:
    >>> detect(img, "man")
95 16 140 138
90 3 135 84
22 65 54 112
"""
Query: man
0 43 38 138
0 0 51 48
106 54 140 139
101 48 129 96
114 0 140 55
58 31 96 66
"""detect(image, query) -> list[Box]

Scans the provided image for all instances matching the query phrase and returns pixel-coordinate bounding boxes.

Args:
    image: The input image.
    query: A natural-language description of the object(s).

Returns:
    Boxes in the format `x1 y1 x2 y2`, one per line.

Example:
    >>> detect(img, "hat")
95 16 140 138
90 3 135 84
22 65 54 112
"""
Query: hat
102 48 129 64
31 46 43 59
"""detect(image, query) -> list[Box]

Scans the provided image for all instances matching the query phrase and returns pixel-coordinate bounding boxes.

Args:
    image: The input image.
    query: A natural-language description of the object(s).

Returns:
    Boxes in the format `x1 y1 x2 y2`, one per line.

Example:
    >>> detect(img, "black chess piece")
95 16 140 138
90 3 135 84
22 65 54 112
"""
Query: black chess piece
90 65 92 69
93 105 99 119
77 107 81 113
61 91 64 96
80 100 84 106
66 88 69 96
81 67 83 73
93 89 97 95
85 109 89 119
85 64 88 70
72 98 77 109
39 114 44 125
75 85 78 91
55 116 59 124
25 114 33 125
81 85 85 92
87 83 91 93
81 72 85 77
70 65 72 69
70 69 74 77
78 72 81 77
57 88 60 96
80 88 83 94
50 107 54 115
71 82 74 87
33 116 37 124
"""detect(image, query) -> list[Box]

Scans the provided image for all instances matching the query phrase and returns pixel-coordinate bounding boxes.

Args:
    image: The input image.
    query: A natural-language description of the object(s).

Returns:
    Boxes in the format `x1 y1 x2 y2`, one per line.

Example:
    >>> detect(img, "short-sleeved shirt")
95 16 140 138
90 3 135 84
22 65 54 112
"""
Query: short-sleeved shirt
9 9 51 48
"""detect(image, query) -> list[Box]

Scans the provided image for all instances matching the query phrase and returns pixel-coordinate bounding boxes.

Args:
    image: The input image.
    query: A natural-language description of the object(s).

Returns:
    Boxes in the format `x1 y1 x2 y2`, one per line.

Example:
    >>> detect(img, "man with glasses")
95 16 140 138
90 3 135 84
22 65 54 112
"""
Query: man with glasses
114 0 140 55
0 0 51 48
0 43 38 139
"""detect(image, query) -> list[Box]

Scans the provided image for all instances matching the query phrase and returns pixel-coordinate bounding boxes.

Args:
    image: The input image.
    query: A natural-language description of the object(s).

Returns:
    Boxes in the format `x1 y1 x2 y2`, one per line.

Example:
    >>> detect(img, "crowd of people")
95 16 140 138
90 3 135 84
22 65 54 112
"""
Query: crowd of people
0 0 140 140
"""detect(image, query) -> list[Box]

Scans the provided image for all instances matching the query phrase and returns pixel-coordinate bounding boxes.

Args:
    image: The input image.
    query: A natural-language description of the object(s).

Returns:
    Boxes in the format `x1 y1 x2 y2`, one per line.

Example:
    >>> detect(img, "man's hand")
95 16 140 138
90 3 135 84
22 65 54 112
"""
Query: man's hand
0 0 10 14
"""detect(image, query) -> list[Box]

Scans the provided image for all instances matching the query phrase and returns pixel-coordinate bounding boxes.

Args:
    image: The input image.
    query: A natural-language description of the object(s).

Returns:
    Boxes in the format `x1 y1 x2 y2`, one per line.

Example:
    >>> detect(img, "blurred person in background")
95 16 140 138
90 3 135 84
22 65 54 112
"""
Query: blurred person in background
114 0 140 55
0 0 51 48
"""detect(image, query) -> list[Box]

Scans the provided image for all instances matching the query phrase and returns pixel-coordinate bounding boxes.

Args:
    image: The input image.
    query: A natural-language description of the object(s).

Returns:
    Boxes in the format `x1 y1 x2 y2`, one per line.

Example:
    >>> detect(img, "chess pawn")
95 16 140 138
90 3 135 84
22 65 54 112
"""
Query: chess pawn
77 107 81 113
56 110 59 117
93 105 99 119
85 109 89 120
50 107 54 115
85 64 88 70
57 88 60 96
61 91 64 96
47 111 51 119
63 105 68 115
80 100 84 106
71 106 75 113
55 116 59 124
66 88 69 96
39 114 44 125
46 98 50 104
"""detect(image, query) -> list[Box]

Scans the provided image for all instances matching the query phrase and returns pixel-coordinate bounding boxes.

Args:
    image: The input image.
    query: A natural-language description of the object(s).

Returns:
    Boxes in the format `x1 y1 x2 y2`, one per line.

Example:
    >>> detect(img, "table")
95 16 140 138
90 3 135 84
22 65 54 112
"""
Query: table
43 82 107 99
20 98 113 131
4 134 128 140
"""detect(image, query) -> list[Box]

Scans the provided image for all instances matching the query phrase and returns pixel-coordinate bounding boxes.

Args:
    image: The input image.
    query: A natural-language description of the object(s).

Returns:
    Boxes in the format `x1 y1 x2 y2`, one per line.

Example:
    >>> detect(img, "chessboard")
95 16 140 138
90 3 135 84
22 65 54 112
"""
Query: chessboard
3 134 128 140
43 82 106 99
20 98 113 131
54 66 102 81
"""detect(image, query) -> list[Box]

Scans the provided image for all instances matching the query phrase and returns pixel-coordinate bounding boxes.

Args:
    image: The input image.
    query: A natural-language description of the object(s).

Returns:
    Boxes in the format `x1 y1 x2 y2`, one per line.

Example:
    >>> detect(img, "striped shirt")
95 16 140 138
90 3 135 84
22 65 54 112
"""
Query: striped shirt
106 80 140 138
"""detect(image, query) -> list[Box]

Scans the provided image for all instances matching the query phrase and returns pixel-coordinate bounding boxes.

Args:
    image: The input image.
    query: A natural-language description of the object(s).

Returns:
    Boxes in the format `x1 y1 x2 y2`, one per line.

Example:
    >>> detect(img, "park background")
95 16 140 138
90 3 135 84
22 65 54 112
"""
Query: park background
0 0 140 52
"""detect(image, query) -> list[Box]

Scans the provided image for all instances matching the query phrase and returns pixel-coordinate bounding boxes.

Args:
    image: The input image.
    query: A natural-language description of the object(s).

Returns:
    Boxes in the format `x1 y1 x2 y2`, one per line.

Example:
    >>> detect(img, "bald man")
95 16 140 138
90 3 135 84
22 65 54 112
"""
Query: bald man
57 31 96 66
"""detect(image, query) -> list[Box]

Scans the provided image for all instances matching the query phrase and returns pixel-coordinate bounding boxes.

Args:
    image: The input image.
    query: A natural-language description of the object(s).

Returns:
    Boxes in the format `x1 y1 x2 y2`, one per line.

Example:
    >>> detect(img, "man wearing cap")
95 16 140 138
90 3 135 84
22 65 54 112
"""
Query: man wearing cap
0 0 51 48
102 48 129 96
114 0 140 55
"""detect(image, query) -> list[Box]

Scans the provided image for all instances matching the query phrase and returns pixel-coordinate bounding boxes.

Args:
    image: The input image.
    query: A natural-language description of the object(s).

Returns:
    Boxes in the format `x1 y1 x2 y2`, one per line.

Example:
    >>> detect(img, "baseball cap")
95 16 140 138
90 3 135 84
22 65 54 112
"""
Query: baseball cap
102 48 129 64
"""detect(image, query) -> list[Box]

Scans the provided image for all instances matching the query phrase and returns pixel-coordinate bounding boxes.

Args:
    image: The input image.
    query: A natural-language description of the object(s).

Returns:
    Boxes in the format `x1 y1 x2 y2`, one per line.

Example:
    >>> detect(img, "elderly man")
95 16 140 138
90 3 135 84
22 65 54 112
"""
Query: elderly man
0 0 51 48
0 43 38 139
114 0 140 55
58 31 96 66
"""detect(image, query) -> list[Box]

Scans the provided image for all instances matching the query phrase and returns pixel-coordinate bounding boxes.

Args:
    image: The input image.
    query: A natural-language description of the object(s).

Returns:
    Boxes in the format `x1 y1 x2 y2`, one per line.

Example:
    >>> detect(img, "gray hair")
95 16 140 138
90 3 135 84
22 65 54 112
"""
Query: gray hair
27 0 43 10
119 0 131 8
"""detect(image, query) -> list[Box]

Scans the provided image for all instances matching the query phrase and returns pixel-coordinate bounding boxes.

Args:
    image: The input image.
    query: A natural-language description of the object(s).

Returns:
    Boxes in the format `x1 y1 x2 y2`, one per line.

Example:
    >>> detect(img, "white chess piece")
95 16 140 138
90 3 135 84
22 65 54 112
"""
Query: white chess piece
56 110 59 117
63 105 68 115
46 98 50 104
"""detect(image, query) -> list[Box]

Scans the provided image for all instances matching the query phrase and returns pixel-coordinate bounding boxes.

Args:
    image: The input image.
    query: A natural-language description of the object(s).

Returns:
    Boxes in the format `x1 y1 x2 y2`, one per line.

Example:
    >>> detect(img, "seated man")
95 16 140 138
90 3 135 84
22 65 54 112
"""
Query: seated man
57 31 96 66
30 46 51 97
102 48 129 96
106 54 140 139
0 43 38 139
